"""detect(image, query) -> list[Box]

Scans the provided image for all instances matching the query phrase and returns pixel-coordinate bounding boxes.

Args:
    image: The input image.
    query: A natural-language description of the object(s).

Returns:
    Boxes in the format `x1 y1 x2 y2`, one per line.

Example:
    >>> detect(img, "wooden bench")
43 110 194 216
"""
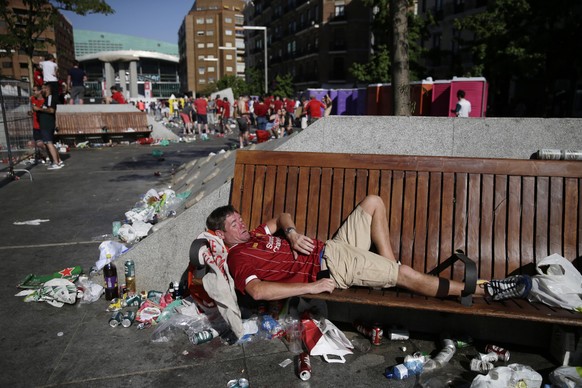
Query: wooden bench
55 111 152 144
227 150 582 327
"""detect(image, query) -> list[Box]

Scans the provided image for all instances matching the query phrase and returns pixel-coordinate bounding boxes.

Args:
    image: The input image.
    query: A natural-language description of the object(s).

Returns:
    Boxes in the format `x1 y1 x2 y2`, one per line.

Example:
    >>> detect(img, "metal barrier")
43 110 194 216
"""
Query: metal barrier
0 79 34 181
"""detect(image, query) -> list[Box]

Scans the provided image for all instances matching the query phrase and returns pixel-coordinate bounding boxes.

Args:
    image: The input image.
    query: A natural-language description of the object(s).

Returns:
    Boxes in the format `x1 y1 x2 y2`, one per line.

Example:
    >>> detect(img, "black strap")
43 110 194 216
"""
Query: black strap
436 277 450 298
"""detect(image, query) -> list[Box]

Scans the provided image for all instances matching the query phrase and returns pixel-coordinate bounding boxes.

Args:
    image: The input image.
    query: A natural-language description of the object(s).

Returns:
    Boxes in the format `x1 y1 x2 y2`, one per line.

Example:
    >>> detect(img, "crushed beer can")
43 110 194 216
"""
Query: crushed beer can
477 352 499 362
298 352 311 381
226 378 249 388
109 311 123 328
121 311 136 328
485 344 510 362
470 358 495 373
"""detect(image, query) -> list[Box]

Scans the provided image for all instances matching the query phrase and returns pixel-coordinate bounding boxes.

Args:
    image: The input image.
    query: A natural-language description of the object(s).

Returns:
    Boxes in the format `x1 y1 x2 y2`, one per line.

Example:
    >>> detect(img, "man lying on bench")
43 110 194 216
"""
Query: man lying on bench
206 195 532 302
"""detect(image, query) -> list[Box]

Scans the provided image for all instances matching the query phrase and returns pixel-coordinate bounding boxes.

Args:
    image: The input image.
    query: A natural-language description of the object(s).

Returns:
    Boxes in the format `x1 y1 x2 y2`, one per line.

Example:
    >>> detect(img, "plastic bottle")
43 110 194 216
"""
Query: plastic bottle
103 262 119 301
384 364 409 380
423 339 456 371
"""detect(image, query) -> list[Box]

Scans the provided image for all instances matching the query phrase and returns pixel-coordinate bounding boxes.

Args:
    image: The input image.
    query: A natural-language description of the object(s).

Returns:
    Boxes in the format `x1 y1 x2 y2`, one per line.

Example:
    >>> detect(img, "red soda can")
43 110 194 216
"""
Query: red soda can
485 344 510 362
371 323 383 346
298 352 311 381
354 320 372 338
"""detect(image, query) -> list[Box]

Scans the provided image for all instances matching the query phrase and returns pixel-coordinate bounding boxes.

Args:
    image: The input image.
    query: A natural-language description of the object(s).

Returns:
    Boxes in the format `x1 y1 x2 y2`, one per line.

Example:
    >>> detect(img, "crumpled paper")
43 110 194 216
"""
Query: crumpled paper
94 240 128 271
16 278 77 307
13 219 50 226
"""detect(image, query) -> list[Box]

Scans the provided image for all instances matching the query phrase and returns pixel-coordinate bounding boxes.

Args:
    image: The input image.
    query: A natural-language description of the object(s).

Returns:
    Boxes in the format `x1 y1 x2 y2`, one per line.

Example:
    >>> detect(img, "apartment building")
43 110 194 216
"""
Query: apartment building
0 0 74 83
244 0 372 90
178 0 246 95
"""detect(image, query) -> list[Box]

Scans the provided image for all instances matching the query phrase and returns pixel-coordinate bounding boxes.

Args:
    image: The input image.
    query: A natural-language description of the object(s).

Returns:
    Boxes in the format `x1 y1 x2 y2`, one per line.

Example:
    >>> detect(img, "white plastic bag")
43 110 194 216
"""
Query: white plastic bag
470 364 542 388
528 253 582 312
302 317 353 363
549 366 582 387
94 240 128 270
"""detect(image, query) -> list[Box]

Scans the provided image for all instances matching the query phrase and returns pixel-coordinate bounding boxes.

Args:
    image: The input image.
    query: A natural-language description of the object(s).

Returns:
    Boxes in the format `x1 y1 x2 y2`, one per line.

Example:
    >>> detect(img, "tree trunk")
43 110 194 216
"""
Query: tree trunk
391 0 410 115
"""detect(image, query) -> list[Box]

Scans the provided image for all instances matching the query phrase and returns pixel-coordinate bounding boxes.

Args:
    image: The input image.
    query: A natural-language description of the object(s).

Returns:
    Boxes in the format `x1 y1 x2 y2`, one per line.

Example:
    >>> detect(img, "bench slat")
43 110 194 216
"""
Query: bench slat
300 288 582 327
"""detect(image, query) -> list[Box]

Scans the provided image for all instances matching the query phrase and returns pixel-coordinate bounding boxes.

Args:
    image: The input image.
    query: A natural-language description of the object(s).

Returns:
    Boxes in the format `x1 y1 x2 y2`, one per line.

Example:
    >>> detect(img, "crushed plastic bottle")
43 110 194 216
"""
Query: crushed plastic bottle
423 339 456 371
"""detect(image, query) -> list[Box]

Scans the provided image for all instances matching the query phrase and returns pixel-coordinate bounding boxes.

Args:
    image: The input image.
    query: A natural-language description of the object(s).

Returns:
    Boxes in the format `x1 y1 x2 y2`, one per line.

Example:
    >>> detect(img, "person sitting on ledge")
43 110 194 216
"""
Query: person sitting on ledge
105 86 126 104
206 195 532 302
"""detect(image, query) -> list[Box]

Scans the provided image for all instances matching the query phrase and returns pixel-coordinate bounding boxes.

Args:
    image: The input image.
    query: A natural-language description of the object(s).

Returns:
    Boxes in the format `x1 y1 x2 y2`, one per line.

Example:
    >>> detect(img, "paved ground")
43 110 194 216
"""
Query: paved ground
0 135 561 387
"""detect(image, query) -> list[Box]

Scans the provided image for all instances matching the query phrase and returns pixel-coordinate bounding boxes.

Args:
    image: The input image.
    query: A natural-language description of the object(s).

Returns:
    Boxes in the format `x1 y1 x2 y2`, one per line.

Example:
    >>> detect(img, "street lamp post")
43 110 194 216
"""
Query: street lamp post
242 26 268 94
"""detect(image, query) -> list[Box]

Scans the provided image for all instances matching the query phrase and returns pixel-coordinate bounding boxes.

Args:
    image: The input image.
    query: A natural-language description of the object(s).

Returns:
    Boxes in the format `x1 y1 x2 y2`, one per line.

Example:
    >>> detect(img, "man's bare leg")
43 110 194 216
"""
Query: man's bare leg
359 195 484 298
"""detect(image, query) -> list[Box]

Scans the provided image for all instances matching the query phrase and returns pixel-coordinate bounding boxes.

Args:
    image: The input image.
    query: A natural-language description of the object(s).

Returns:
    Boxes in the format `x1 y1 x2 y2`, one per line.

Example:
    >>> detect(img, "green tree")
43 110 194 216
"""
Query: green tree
245 67 264 96
272 73 294 98
455 0 582 116
217 74 249 98
391 0 410 115
0 0 114 87
350 44 391 83
350 0 429 115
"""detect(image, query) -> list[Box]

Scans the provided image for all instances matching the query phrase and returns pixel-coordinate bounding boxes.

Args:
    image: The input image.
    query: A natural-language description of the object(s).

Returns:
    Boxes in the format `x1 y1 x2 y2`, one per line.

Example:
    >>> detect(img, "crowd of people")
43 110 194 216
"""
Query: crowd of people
30 54 335 164
151 93 333 149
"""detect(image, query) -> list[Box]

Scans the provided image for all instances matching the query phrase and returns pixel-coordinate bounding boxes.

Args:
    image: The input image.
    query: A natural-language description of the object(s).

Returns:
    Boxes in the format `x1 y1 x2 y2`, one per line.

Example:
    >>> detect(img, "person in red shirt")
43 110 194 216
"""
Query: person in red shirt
30 85 47 163
105 86 126 104
194 94 209 139
33 65 44 88
221 97 232 134
273 96 283 113
254 97 269 130
206 195 532 302
304 95 326 125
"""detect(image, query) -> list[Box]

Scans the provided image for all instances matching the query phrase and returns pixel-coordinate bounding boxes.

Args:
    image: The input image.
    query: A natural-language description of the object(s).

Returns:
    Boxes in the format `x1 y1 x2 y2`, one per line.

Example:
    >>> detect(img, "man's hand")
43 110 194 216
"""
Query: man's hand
287 230 315 256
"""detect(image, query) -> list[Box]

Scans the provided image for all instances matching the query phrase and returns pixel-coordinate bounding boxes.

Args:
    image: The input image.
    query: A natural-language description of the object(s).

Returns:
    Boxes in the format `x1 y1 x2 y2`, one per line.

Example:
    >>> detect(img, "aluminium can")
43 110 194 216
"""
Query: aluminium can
109 311 123 328
298 352 312 381
485 344 510 362
124 260 135 277
371 323 383 345
121 311 136 328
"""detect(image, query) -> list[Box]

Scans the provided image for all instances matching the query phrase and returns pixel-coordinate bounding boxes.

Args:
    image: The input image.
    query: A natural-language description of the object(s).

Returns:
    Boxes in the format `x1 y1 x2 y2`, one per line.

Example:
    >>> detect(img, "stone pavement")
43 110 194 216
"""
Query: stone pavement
0 135 561 387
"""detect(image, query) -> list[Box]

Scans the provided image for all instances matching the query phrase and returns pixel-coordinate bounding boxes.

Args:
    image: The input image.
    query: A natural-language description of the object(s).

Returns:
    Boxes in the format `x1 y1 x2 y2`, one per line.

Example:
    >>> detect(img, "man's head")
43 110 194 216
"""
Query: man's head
206 205 250 246
457 90 466 99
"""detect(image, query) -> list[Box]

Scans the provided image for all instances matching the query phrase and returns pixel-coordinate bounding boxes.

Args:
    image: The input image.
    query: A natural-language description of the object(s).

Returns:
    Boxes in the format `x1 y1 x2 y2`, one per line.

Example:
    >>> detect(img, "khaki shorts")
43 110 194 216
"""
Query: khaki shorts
323 206 398 289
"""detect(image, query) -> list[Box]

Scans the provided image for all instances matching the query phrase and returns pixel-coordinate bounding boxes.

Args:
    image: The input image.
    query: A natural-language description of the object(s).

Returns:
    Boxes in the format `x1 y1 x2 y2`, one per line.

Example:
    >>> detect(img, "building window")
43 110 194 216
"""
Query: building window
198 55 205 60
207 43 214 48
198 67 205 74
196 18 204 24
225 17 232 23
197 43 205 48
207 30 214 36
335 4 345 17
226 66 233 72
199 79 206 84
332 57 345 79
225 29 233 36
197 31 205 36
206 18 213 24
2 62 12 69
226 54 233 60
208 66 215 73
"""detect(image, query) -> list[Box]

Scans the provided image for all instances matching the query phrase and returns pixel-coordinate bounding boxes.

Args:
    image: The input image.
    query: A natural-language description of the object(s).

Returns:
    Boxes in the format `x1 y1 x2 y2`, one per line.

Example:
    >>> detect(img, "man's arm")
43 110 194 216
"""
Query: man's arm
246 277 335 301
265 213 315 255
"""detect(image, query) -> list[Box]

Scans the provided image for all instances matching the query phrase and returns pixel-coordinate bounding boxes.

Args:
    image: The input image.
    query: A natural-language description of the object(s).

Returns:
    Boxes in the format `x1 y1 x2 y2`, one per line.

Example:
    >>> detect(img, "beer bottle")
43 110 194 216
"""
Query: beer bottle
124 260 136 294
104 262 119 300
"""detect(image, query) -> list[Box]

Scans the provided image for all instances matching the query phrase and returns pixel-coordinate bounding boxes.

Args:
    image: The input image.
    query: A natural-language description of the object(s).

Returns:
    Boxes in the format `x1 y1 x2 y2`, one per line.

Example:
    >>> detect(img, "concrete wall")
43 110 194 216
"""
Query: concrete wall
278 116 582 159
125 116 582 292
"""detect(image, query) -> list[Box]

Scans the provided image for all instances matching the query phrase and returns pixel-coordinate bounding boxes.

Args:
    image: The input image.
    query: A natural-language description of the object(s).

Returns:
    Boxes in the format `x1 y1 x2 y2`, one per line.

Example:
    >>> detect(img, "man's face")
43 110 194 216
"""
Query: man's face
218 212 250 246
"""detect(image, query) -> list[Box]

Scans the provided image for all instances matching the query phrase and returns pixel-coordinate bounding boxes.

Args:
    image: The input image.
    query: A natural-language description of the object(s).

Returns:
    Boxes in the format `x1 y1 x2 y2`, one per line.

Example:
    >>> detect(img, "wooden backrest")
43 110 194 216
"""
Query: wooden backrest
56 111 149 134
56 113 102 134
230 150 582 281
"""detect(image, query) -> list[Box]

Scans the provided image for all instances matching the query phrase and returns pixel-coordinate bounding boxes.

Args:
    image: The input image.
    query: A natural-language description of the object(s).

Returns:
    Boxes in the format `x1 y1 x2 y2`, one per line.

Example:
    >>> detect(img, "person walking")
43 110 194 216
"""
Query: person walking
452 90 472 117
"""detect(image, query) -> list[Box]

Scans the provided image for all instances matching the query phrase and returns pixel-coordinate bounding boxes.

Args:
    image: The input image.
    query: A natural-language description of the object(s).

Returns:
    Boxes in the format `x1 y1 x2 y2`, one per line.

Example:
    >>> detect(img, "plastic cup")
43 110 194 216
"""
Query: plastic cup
112 221 122 237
